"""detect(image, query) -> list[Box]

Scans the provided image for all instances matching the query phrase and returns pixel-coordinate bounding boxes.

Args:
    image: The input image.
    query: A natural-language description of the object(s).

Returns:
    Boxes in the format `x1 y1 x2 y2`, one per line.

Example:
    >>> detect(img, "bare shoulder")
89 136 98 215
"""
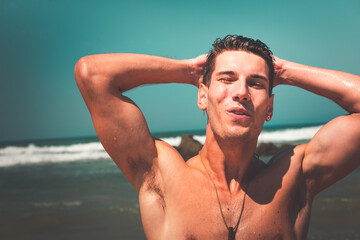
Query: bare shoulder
138 139 189 239
302 114 360 196
139 139 189 202
154 139 189 175
255 144 308 197
266 144 306 174
264 114 360 199
140 139 187 186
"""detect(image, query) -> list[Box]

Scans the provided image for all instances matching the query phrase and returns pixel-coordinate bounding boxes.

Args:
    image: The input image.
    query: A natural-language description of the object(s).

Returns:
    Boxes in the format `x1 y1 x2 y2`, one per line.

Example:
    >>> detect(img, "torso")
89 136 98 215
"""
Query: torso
139 141 312 240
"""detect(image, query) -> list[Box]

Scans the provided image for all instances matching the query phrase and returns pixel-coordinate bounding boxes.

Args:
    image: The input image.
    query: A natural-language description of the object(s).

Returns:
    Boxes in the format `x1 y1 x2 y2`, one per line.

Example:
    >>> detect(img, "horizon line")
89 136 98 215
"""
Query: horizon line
0 121 326 146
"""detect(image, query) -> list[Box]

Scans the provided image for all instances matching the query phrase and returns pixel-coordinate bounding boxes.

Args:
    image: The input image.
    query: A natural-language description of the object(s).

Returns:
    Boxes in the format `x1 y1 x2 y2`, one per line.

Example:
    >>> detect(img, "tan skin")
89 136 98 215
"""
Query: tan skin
75 50 360 239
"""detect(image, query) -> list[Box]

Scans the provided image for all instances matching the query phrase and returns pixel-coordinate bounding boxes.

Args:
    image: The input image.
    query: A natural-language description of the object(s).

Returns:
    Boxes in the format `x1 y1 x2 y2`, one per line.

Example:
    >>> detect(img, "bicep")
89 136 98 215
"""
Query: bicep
77 71 157 191
303 114 360 196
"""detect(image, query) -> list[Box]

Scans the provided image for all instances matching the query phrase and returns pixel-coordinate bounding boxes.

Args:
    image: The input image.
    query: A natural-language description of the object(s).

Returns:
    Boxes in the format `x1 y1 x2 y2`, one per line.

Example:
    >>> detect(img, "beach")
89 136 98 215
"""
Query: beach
1 124 359 239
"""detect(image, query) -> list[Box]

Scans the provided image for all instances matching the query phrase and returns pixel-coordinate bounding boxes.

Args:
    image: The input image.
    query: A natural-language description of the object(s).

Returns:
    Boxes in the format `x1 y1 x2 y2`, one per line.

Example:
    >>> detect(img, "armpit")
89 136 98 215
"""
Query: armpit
143 166 166 211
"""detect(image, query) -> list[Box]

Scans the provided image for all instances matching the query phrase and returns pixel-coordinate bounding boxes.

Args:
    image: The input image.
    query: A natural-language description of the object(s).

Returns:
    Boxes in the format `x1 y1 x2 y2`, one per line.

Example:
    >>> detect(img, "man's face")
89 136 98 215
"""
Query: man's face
198 50 274 141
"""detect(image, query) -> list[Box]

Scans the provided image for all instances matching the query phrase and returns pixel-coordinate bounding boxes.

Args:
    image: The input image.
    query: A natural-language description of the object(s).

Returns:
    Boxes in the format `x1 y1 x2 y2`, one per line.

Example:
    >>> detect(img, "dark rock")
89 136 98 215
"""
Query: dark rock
256 143 294 156
174 134 203 161
173 134 294 160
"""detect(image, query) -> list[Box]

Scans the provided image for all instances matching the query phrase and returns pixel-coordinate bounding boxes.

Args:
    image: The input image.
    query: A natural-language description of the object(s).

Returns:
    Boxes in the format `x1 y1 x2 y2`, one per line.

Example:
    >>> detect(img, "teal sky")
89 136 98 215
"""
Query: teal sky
1 0 359 142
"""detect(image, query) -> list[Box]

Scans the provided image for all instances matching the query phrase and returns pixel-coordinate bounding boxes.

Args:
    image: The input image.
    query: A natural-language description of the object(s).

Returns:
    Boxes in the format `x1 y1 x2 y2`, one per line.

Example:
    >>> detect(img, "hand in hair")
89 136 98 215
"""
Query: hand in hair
272 55 287 87
186 54 207 87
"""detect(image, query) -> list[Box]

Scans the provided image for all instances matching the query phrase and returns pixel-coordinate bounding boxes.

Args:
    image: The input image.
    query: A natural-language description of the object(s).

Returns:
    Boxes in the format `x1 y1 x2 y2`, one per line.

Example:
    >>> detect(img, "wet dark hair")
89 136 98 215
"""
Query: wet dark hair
203 35 274 95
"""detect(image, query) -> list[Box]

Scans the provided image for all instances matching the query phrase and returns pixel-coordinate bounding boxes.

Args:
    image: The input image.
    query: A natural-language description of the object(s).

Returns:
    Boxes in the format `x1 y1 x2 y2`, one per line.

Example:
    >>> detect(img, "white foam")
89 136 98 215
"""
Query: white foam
0 125 322 167
0 142 110 167
160 135 205 146
193 135 206 144
258 125 322 143
160 125 322 146
160 136 182 147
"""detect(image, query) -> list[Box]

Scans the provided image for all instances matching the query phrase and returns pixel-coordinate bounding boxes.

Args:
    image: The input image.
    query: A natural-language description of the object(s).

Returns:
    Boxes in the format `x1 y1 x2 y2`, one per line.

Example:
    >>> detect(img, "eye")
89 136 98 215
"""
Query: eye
249 81 265 88
219 78 235 83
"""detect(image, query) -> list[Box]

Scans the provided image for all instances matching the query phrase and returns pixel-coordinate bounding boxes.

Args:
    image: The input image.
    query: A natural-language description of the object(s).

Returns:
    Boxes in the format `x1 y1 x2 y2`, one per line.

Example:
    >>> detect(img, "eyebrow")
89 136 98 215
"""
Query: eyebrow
215 71 269 82
250 74 269 82
215 71 236 76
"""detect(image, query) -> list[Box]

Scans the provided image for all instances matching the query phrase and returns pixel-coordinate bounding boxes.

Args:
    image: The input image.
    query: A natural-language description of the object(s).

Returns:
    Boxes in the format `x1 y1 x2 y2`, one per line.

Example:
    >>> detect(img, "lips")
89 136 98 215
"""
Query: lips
227 107 251 116
225 107 252 122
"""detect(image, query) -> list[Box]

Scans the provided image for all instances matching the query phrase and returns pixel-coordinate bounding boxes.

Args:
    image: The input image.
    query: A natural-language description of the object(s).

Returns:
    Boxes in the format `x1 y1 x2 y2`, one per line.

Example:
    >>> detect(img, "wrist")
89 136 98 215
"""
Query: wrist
275 59 293 86
181 58 198 86
281 60 311 86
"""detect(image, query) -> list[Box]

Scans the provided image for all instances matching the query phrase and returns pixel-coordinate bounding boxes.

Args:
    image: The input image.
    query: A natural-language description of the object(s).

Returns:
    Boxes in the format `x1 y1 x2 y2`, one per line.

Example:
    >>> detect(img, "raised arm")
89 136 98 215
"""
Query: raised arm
74 53 205 191
274 57 360 196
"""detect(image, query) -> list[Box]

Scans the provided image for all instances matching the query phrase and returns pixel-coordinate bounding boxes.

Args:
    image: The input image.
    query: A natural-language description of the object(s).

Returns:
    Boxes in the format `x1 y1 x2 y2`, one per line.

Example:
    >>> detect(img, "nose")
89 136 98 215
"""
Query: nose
232 79 250 102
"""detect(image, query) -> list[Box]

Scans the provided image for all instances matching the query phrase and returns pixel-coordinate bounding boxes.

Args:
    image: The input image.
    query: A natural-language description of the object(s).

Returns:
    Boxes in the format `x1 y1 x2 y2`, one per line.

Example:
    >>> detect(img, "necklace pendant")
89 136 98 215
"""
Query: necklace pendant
228 227 235 240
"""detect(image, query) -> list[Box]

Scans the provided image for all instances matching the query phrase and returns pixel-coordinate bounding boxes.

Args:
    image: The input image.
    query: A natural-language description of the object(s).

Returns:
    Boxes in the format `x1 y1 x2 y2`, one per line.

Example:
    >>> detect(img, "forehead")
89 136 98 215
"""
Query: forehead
213 50 269 77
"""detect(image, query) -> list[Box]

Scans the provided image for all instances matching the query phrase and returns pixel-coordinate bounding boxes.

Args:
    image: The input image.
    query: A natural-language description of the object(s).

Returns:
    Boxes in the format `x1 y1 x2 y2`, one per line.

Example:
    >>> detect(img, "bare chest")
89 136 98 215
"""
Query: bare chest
140 154 310 239
158 169 310 240
166 187 298 240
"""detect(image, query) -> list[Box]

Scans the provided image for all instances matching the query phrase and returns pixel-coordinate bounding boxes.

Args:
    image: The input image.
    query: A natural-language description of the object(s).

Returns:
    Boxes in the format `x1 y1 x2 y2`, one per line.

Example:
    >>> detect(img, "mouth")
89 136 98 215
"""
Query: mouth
227 107 250 116
226 107 251 120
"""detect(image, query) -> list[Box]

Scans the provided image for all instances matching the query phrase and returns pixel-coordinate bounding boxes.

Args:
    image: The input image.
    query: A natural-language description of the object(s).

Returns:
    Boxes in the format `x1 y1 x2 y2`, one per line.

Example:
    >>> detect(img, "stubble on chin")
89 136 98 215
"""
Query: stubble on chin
212 124 254 142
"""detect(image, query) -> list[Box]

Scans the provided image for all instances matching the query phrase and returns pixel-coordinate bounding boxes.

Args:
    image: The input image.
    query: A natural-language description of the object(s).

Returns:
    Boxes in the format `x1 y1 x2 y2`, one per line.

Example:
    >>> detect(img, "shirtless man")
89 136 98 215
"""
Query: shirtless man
75 35 360 239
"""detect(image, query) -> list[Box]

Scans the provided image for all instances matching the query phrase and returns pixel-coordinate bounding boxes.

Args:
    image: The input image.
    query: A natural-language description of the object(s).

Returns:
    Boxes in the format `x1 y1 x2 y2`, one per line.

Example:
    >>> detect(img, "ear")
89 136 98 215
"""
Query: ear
198 83 208 111
266 94 274 121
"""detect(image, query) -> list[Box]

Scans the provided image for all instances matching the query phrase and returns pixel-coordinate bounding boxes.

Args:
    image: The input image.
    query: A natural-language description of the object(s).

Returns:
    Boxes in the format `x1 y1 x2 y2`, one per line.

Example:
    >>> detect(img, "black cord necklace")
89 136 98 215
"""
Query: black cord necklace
200 158 249 240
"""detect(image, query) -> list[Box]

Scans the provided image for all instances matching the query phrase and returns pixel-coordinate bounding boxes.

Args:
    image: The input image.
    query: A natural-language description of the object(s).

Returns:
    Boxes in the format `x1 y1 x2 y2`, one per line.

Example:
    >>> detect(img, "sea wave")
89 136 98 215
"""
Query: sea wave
258 125 322 143
0 125 322 167
0 142 109 167
174 125 323 145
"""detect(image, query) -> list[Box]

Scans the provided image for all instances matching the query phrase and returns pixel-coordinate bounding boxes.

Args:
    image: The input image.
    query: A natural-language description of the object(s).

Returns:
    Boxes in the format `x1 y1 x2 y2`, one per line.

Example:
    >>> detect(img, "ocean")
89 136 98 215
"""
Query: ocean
0 124 359 240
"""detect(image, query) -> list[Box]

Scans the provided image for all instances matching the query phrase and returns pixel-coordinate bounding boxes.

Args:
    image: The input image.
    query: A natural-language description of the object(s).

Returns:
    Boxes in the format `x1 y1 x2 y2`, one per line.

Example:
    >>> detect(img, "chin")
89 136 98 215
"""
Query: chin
222 127 255 141
209 119 261 142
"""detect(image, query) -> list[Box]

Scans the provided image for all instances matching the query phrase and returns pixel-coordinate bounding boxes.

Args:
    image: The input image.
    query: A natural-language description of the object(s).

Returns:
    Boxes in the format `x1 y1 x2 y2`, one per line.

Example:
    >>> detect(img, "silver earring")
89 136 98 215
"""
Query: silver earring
266 115 271 121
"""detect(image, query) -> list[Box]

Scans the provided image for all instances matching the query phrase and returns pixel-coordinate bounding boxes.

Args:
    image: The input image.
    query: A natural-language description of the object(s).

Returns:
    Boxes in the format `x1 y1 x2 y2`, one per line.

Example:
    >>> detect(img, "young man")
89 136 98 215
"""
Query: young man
75 35 360 240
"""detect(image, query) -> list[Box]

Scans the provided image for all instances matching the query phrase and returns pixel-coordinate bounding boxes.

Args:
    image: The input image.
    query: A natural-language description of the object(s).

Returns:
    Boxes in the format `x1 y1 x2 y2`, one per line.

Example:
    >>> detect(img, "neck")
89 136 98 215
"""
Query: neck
200 124 258 190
